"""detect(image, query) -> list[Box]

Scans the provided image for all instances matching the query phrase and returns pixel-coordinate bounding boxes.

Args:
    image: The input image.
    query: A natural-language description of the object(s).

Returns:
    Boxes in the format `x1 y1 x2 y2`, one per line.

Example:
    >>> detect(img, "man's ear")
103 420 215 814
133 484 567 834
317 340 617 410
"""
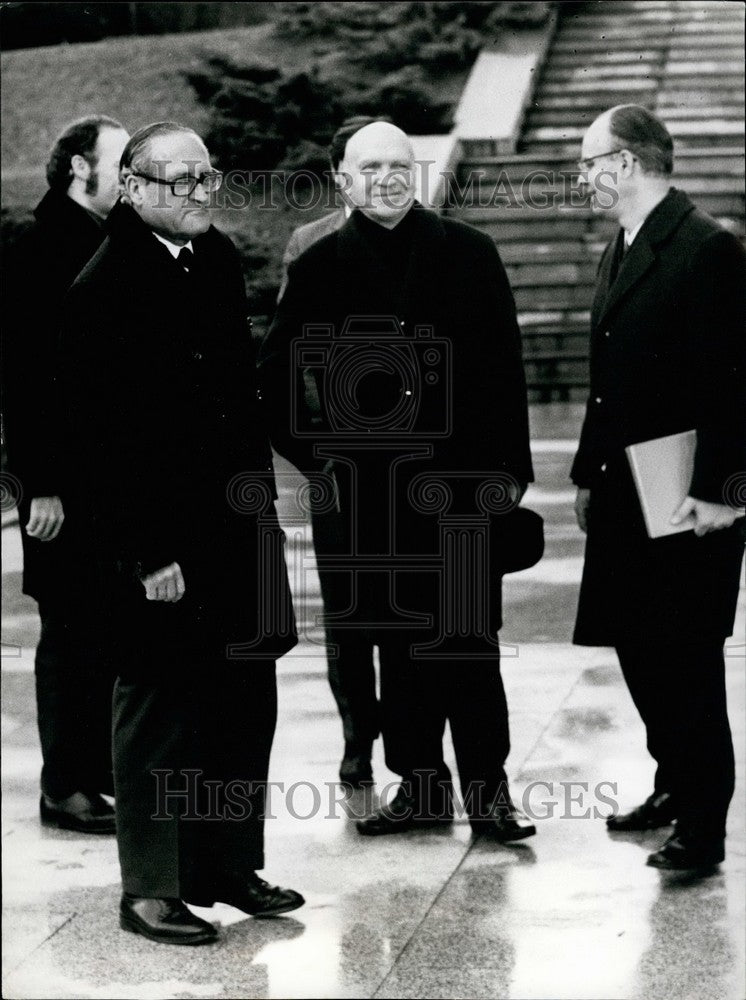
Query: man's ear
70 153 91 183
122 172 143 206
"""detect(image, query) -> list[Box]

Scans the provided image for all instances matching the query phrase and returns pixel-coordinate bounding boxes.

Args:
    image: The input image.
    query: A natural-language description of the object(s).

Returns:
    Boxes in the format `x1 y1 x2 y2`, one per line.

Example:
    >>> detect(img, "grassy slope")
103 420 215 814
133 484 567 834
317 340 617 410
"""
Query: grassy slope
0 22 310 192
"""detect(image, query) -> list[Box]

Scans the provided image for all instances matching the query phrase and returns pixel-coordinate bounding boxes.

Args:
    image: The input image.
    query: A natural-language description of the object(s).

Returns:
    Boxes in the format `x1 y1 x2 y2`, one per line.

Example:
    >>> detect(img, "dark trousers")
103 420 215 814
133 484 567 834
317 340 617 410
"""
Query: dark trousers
112 663 277 899
378 639 511 821
312 508 380 751
615 636 735 839
35 602 116 799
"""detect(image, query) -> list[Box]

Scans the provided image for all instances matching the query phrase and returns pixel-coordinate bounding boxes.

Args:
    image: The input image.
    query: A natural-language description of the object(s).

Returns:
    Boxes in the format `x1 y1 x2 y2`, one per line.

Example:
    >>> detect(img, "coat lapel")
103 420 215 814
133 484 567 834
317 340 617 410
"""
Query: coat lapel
594 187 697 329
596 235 656 327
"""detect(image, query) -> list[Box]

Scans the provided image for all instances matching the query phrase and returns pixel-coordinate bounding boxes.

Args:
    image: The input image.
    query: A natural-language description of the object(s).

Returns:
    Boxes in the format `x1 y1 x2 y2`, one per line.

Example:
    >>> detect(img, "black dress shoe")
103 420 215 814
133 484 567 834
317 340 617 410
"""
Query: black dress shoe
476 806 536 842
356 787 454 836
40 791 116 834
606 792 675 831
340 743 374 788
646 831 725 871
120 895 218 945
187 872 305 917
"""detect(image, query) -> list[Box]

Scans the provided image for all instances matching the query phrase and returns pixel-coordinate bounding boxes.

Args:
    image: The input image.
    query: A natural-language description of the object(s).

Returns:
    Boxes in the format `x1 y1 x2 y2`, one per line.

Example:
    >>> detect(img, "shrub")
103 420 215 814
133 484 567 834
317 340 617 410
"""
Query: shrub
184 58 342 173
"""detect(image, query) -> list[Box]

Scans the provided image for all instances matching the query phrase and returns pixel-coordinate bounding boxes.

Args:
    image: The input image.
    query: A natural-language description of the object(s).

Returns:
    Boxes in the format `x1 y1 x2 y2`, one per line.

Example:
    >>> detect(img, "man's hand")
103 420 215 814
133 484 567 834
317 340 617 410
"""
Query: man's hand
141 562 185 602
671 496 739 537
26 496 65 541
575 488 591 533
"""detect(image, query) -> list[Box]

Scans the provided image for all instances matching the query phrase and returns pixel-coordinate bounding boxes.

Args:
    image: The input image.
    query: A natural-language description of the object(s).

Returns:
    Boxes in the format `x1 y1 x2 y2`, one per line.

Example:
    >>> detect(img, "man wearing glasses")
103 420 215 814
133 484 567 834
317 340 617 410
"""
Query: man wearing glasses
59 122 302 944
572 105 745 872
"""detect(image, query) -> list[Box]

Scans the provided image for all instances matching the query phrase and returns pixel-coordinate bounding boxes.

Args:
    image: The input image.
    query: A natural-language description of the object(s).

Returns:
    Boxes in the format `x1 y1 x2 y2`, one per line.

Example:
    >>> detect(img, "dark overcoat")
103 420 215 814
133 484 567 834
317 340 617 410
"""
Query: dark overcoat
59 202 297 679
571 188 745 645
2 190 107 603
259 204 533 645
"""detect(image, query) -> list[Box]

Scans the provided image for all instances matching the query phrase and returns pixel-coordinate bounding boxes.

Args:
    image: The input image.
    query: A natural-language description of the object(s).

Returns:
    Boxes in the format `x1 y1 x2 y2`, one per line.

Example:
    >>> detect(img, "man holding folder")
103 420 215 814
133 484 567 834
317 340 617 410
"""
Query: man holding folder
572 105 745 871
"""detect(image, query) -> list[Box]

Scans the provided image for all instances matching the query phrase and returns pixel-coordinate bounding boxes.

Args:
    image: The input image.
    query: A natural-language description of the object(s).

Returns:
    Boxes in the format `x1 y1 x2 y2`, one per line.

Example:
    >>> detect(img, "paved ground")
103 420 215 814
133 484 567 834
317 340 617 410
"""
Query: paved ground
2 404 744 1000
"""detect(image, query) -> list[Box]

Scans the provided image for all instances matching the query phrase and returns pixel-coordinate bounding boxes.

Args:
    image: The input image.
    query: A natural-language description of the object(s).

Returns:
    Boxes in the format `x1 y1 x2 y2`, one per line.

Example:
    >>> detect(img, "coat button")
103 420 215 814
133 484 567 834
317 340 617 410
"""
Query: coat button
594 396 602 404
193 351 203 361
604 330 610 338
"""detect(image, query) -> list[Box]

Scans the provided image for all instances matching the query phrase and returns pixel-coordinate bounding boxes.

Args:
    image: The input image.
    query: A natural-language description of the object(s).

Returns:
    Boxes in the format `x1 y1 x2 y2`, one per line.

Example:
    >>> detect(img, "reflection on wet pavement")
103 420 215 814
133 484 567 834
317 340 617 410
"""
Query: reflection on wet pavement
3 407 744 999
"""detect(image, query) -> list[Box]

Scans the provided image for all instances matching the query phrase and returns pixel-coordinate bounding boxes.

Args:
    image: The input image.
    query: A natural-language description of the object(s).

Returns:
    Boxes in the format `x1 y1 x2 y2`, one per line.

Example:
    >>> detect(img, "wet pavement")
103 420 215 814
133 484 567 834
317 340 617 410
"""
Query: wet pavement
2 404 744 999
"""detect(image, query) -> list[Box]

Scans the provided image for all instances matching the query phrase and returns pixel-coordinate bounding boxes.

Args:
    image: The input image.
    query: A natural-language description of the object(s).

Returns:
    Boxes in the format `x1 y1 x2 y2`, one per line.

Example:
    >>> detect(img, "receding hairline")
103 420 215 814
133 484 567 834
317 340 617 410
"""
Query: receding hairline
121 123 208 173
343 122 414 161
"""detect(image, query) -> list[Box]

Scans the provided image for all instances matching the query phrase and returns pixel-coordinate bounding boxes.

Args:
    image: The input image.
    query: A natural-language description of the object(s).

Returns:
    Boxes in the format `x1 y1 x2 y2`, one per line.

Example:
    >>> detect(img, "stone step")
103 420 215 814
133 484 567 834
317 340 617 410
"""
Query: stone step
574 1 740 11
559 21 743 40
523 119 745 146
518 136 745 161
545 63 744 86
681 193 746 216
534 78 658 95
539 73 745 95
543 63 663 81
464 146 745 168
524 350 589 364
497 240 592 266
658 90 745 108
451 211 614 244
665 60 745 77
526 106 745 129
457 166 745 200
676 177 745 194
658 76 746 94
513 284 596 311
552 33 739 52
524 360 590 389
563 14 744 32
659 106 745 121
518 309 591 332
548 48 665 66
500 242 593 265
670 119 745 138
550 49 746 71
505 262 599 288
571 1 741 14
666 52 745 67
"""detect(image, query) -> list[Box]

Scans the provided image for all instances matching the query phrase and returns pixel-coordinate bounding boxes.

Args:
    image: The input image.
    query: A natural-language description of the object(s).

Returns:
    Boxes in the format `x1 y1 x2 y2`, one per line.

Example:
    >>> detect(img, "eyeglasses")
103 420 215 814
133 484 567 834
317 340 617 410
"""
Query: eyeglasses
576 149 626 173
132 170 223 197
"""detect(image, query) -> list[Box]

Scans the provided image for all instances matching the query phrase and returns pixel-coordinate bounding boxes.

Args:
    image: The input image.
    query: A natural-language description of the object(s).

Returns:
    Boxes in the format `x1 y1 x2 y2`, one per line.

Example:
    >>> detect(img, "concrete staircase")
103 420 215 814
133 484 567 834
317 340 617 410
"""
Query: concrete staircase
449 0 745 400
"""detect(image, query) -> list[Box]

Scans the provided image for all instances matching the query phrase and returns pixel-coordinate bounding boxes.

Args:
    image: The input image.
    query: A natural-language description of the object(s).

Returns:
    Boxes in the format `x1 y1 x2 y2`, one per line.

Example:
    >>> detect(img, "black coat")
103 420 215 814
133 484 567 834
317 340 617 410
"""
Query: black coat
259 205 533 643
59 203 297 678
3 190 107 603
572 188 745 645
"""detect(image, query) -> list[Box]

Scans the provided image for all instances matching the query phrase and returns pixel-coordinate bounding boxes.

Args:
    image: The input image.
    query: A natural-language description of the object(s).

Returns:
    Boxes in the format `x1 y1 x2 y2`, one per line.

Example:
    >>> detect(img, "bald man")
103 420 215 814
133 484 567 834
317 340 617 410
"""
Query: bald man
573 106 745 871
260 121 537 842
279 117 388 791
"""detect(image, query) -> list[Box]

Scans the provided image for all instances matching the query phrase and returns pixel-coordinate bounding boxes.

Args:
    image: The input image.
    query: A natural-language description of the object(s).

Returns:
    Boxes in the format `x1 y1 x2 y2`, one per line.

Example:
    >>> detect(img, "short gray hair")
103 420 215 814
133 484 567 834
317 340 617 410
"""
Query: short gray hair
609 105 673 177
119 121 199 176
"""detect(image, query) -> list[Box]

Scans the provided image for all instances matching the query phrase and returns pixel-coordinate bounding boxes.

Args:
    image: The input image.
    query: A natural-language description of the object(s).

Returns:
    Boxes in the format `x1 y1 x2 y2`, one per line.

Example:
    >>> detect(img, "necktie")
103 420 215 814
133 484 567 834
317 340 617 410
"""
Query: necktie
177 247 194 274
608 231 626 285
